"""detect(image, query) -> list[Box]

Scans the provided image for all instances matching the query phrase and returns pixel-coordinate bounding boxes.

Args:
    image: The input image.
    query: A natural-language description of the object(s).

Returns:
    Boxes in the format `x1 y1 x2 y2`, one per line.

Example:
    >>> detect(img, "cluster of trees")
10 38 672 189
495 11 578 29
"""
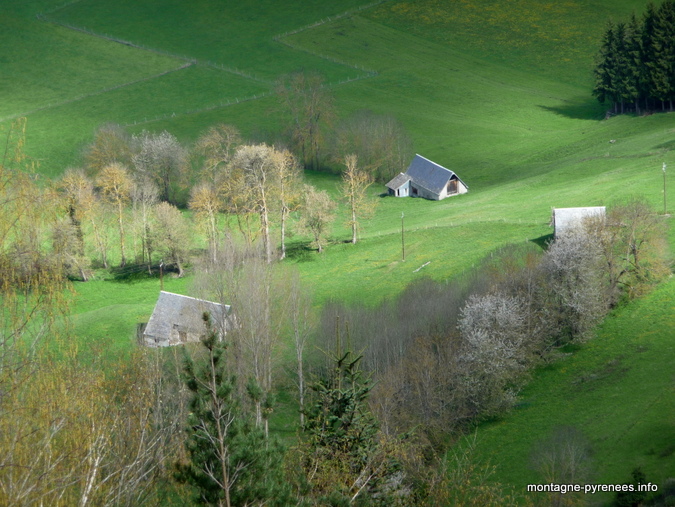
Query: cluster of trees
275 72 413 182
50 117 382 280
319 199 669 439
593 0 675 114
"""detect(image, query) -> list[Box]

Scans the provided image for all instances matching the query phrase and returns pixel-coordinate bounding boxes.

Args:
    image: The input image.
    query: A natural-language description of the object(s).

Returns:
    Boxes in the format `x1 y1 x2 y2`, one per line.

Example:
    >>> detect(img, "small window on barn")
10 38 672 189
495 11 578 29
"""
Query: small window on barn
412 187 418 196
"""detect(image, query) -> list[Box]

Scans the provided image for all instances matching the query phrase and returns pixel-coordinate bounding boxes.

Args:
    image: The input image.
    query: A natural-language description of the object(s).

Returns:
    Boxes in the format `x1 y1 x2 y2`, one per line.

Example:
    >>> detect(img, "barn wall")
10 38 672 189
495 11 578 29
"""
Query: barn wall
411 184 440 200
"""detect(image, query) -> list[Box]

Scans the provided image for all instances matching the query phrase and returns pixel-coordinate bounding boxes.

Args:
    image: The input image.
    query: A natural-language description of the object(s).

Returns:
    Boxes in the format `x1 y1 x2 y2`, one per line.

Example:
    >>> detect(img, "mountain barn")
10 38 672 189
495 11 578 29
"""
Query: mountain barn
551 206 606 238
386 154 468 200
142 291 232 347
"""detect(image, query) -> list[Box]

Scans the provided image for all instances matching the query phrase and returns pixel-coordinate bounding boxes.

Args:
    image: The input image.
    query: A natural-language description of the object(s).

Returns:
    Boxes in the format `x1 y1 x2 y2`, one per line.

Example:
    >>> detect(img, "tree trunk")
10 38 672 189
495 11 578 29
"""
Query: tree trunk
280 206 287 260
118 201 126 267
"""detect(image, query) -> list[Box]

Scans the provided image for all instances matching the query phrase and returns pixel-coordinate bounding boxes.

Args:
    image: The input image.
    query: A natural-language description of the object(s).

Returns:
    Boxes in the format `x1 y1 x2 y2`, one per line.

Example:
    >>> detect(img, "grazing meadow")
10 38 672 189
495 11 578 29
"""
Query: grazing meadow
3 0 674 501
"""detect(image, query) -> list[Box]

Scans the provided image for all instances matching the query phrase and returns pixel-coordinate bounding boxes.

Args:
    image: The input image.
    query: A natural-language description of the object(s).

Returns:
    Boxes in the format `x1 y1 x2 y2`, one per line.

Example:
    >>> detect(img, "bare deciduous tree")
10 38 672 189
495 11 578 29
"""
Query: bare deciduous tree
131 175 159 271
132 130 189 205
296 184 336 253
82 123 132 176
276 72 334 170
331 110 413 182
286 268 314 426
341 154 376 244
276 149 302 260
194 124 241 184
151 201 191 277
189 182 221 262
96 162 132 267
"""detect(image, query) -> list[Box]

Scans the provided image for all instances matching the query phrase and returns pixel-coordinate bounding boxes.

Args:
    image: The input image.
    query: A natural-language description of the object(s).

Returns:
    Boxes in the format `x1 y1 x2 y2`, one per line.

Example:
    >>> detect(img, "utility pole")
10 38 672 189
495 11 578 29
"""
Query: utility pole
401 212 405 261
663 162 667 215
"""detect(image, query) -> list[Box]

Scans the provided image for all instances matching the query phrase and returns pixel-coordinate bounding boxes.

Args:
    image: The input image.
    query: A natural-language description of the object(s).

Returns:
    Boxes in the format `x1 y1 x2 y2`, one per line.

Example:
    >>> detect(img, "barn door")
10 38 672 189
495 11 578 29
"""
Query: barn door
447 179 458 194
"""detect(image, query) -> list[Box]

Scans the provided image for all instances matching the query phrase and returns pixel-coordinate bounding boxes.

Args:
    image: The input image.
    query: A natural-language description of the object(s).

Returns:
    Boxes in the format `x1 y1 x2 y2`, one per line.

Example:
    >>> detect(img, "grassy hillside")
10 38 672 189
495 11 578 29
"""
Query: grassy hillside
3 0 674 501
472 275 675 504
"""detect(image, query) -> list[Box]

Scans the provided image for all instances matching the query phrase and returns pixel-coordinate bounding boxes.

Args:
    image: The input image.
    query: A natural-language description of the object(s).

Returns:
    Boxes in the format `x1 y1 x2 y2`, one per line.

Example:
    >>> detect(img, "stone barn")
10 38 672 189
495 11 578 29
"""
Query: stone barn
552 206 606 238
386 154 468 200
142 291 232 347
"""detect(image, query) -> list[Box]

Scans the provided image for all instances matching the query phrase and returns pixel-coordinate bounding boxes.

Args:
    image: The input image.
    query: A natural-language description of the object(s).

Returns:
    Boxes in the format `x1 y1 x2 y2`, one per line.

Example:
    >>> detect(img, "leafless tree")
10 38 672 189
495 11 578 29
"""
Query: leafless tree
189 182 222 262
96 162 132 267
296 184 336 253
331 110 413 182
341 154 376 244
530 426 594 507
286 268 314 426
276 149 302 260
194 124 241 185
150 202 191 277
192 239 283 437
276 72 335 170
82 123 132 176
131 175 159 271
230 144 279 263
132 130 189 205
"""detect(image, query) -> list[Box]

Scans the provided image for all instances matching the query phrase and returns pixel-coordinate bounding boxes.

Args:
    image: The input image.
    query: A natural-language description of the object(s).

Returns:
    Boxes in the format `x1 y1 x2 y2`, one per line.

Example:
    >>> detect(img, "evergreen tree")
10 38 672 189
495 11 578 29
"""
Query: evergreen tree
626 14 646 113
641 2 659 110
652 0 675 110
175 313 290 507
613 22 636 114
299 345 405 504
593 21 619 112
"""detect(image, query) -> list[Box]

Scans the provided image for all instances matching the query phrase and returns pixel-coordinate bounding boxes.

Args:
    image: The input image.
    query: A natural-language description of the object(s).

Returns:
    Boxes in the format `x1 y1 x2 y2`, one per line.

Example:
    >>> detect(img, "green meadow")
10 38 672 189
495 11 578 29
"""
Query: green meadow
3 0 674 501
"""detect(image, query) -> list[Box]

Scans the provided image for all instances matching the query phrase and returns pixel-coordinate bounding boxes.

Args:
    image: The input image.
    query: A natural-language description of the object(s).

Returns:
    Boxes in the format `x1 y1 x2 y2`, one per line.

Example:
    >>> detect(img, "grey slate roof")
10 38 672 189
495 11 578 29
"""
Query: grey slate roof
385 172 411 190
405 154 468 194
143 291 231 346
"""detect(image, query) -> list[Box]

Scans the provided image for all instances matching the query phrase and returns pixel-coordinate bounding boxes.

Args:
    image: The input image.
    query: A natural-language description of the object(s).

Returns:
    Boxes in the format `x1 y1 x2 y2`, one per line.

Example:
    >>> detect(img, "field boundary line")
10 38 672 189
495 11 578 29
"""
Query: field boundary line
0 62 194 123
39 0 86 16
122 92 274 127
35 14 270 84
272 0 388 81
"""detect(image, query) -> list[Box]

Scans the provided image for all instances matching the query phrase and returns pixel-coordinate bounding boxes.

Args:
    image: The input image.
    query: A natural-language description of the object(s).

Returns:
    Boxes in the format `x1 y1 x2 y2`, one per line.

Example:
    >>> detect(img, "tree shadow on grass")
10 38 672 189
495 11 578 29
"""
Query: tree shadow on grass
284 241 316 262
108 262 165 283
529 233 553 250
538 96 606 121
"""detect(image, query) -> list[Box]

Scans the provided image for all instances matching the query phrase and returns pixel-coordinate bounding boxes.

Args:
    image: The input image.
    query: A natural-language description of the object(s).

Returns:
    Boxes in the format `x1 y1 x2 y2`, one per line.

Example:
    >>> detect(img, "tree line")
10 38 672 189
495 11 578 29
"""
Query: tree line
319 200 669 439
593 0 675 115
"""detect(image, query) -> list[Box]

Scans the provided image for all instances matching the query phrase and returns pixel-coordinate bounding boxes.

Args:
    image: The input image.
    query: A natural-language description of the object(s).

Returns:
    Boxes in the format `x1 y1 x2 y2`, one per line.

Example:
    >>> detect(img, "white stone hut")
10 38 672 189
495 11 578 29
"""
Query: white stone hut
386 154 468 200
552 206 606 238
142 291 232 347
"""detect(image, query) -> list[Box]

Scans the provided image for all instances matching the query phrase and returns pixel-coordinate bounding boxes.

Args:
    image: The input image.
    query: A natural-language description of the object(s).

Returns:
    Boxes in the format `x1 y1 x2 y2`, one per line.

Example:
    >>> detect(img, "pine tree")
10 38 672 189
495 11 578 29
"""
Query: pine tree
175 313 290 507
652 0 675 110
593 21 619 112
299 343 404 504
641 2 659 110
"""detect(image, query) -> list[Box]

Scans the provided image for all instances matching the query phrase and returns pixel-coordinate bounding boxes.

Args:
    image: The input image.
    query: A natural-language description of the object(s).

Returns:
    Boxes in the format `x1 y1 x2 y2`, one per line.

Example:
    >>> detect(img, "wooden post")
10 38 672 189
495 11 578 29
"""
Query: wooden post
401 212 405 261
663 162 667 215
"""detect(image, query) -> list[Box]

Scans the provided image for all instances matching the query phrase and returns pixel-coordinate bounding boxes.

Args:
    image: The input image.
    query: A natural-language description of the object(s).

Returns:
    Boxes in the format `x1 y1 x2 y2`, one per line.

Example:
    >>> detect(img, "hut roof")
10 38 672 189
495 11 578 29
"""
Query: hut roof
405 154 468 194
385 172 411 190
143 291 231 346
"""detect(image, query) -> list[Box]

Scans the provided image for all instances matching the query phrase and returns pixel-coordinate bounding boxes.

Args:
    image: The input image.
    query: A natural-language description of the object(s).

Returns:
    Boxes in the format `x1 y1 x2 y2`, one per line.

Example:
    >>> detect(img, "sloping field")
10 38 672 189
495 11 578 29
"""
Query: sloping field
4 0 674 499
472 275 675 503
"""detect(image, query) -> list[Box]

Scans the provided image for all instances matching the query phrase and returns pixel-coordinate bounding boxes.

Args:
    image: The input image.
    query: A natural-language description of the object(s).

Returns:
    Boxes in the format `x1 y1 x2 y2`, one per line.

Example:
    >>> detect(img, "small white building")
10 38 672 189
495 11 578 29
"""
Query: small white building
386 154 468 200
142 291 232 347
552 207 606 238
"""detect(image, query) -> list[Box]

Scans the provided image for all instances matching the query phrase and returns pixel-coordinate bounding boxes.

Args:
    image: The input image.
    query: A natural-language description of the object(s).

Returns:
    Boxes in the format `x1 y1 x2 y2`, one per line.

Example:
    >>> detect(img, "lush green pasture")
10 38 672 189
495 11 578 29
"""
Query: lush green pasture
47 0 369 81
471 276 675 503
4 0 675 500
